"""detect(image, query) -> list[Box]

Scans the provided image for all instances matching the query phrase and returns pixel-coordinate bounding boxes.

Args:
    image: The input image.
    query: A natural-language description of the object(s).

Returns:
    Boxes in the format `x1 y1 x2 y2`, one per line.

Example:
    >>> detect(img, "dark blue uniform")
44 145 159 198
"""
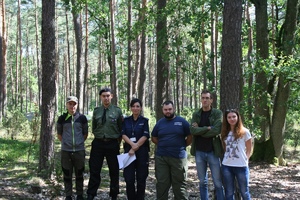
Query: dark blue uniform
121 115 150 200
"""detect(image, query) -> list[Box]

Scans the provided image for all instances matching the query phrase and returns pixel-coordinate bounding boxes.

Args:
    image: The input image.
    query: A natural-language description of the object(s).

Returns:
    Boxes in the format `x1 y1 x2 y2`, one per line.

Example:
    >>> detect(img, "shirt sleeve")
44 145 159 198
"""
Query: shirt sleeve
244 129 252 141
143 118 150 138
183 118 191 137
151 124 158 137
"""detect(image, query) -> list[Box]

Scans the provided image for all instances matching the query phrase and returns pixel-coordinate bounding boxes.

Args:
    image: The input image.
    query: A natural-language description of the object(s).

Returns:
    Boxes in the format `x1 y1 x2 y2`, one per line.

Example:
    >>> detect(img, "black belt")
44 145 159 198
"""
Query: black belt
95 138 116 142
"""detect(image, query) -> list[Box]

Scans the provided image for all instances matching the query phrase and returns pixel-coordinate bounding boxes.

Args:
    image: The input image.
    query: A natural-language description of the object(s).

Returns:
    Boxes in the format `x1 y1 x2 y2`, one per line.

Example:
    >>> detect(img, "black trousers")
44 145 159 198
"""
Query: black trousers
87 139 120 197
123 146 149 200
61 150 85 196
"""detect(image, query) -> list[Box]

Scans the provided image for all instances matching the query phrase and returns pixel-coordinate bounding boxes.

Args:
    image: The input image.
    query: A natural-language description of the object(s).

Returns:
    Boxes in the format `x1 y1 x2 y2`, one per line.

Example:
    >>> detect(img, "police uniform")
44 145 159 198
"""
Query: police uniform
122 115 150 200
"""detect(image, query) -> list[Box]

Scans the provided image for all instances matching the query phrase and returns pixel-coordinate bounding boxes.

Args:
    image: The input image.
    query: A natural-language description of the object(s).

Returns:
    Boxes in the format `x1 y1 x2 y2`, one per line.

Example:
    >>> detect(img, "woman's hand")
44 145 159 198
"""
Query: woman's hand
128 148 135 156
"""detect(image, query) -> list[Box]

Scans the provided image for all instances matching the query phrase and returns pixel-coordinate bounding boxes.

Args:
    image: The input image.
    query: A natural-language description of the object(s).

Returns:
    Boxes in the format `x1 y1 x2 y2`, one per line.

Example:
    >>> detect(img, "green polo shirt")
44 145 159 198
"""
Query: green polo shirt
92 104 123 139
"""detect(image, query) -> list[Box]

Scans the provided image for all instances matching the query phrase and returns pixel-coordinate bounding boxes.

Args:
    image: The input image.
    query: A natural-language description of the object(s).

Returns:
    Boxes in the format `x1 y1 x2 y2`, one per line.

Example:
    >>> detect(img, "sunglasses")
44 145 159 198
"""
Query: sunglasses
225 109 238 113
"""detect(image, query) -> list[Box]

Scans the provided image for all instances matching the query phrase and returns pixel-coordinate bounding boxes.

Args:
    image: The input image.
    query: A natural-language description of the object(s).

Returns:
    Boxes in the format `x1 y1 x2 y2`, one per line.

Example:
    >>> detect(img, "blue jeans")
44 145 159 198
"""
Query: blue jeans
195 150 224 200
222 165 250 200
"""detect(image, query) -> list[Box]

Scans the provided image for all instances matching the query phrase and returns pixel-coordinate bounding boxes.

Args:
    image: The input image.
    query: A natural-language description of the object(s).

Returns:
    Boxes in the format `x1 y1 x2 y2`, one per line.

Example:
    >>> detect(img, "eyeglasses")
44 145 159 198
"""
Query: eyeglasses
201 97 211 100
225 109 238 113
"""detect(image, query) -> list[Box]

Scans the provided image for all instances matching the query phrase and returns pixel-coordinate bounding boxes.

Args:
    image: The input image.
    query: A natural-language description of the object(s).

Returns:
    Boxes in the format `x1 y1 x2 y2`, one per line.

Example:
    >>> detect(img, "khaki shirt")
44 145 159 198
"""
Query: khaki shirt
92 104 123 139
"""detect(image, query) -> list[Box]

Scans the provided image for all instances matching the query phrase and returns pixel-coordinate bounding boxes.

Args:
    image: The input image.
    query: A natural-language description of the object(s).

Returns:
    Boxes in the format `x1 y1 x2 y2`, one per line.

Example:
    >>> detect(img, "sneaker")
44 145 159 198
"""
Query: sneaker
76 195 84 200
65 196 72 200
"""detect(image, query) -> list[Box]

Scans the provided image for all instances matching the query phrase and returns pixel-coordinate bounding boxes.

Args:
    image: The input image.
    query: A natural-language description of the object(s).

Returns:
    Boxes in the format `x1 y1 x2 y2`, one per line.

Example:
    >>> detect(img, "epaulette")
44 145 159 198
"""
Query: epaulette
124 115 131 119
94 107 100 111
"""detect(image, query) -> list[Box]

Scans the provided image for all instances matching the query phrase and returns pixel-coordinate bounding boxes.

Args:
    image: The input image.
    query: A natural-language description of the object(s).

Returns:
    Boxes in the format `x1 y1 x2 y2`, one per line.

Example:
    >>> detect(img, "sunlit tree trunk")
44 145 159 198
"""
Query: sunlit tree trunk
71 0 84 112
175 43 181 114
39 0 56 179
245 2 254 121
34 0 41 108
147 37 155 110
83 2 89 113
133 32 140 97
17 0 23 111
210 5 219 108
65 10 71 96
0 0 7 120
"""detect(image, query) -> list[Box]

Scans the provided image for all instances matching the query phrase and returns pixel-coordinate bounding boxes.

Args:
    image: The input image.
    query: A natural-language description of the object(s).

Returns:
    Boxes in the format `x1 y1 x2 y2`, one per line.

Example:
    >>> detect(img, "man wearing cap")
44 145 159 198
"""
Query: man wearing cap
57 96 88 200
87 88 123 200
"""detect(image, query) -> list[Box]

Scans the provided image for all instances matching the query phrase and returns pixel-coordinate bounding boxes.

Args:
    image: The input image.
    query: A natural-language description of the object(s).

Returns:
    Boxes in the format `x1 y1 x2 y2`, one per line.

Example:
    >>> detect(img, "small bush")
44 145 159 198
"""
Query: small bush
2 109 31 140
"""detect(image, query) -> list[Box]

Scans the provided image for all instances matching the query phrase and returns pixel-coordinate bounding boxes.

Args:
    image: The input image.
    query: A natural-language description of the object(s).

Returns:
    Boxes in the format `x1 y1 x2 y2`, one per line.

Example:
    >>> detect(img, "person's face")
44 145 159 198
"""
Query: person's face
66 101 78 114
227 112 238 127
131 102 142 116
201 93 212 109
100 91 113 107
162 104 175 119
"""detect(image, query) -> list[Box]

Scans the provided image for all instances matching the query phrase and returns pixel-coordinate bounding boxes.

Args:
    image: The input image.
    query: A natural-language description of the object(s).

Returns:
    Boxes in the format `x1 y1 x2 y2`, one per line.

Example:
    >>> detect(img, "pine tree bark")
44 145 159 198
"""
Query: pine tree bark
220 0 243 111
39 0 56 178
156 0 169 120
138 0 147 104
110 0 118 104
0 0 7 120
71 0 84 112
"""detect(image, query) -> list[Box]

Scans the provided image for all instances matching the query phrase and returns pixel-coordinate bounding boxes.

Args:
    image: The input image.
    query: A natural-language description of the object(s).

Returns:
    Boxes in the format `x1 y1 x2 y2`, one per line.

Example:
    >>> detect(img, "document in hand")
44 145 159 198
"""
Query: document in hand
117 153 136 169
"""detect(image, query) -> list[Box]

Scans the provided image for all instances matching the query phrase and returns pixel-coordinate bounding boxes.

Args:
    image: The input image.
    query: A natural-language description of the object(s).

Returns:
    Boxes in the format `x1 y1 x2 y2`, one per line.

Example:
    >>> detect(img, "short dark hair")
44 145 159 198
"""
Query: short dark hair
130 98 142 107
99 87 111 95
201 89 212 99
162 100 174 107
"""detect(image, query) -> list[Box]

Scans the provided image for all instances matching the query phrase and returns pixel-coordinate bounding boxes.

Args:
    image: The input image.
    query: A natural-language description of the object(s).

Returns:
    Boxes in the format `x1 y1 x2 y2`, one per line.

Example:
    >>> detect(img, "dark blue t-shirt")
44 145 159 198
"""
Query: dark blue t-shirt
151 116 191 158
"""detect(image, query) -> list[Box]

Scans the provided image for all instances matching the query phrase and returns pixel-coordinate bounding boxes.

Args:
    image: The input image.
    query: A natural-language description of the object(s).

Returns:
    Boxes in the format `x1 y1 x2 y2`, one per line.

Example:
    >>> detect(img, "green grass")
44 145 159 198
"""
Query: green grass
0 138 39 164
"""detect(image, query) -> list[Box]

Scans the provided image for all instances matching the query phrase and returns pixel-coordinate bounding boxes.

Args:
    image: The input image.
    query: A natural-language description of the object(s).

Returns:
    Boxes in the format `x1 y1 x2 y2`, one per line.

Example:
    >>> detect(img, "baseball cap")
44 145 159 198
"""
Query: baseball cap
66 96 78 104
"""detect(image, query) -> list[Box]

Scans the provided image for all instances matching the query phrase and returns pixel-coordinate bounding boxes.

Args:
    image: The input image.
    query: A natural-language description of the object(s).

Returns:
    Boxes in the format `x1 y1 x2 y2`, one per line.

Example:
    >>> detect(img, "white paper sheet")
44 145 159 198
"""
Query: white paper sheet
117 153 136 169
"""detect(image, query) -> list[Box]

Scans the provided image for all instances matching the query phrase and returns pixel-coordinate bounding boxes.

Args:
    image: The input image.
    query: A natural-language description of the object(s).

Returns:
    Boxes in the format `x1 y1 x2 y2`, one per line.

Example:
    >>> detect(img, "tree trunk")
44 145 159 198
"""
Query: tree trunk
127 0 132 110
220 0 243 111
156 0 169 120
17 0 23 111
138 0 147 104
71 0 84 112
39 0 56 179
110 0 118 105
133 33 140 97
251 0 271 142
34 0 41 108
0 0 7 120
84 2 89 113
65 10 71 96
271 0 299 165
210 6 218 108
201 6 207 90
245 2 254 121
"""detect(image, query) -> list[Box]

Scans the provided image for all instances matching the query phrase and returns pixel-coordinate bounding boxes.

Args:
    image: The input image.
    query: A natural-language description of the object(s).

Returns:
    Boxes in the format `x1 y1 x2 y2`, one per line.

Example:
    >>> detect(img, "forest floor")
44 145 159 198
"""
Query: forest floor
0 142 300 200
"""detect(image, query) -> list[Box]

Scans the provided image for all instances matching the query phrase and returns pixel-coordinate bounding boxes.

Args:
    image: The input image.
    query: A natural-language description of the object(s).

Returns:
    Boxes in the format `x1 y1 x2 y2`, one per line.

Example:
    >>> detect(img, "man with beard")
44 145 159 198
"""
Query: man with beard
151 100 192 200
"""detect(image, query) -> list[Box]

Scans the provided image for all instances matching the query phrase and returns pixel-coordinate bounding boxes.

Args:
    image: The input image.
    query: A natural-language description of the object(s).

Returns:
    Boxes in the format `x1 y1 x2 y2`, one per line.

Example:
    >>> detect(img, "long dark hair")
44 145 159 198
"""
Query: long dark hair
221 109 245 143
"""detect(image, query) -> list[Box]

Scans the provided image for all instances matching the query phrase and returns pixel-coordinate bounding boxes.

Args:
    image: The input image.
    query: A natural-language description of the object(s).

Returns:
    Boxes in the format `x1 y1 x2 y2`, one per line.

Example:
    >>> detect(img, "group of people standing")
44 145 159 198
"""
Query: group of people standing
56 88 253 200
